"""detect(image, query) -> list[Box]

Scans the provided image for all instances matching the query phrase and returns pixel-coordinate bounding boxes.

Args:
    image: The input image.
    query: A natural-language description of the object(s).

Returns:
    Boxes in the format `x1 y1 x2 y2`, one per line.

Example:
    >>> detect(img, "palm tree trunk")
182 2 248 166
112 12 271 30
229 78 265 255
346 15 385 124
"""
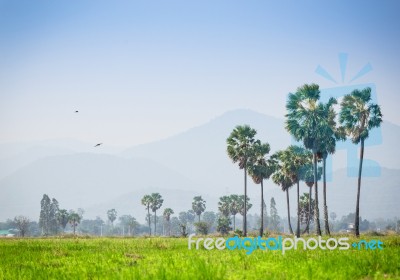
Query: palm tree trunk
260 180 264 236
198 215 200 222
302 186 312 234
323 157 331 235
244 164 247 237
233 215 236 231
147 207 151 236
296 180 300 237
154 210 157 236
313 152 321 235
286 189 293 234
355 139 364 237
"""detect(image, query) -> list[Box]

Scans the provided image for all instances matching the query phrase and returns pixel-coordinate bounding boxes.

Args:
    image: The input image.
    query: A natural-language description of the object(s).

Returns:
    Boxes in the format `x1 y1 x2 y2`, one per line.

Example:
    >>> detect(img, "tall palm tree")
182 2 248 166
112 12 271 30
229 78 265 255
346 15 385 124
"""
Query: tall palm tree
285 83 336 235
150 193 164 236
229 195 241 231
318 98 345 235
279 146 312 237
227 125 257 236
339 87 382 237
192 196 206 222
163 208 174 236
141 195 152 235
247 140 275 236
272 151 295 234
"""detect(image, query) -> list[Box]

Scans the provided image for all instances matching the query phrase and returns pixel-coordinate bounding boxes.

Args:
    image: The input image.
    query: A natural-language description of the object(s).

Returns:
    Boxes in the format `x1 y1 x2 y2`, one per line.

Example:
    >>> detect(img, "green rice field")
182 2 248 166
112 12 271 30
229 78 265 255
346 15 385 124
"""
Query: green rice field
0 235 399 279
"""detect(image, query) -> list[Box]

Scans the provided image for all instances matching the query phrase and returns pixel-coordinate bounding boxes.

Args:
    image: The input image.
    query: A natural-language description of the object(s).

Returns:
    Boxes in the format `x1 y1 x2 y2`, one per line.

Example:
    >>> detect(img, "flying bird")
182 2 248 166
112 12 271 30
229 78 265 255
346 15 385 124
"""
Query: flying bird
75 110 79 113
94 143 103 147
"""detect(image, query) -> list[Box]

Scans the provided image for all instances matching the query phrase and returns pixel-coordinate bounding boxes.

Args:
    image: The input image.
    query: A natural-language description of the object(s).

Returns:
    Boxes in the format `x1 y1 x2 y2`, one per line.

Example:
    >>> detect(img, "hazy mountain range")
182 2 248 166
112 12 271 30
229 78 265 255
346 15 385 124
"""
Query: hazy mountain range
0 109 399 222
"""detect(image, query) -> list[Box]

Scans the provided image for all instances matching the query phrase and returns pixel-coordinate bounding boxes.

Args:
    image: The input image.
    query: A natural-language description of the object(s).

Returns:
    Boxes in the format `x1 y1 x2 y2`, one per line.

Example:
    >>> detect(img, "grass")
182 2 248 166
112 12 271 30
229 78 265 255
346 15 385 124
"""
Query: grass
0 235 399 279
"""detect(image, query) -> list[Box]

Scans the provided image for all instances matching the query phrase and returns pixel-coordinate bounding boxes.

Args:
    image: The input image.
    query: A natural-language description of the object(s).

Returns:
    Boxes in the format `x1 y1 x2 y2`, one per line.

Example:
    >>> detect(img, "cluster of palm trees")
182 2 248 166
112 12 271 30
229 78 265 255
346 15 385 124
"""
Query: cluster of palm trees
141 193 164 236
218 194 252 232
227 84 382 237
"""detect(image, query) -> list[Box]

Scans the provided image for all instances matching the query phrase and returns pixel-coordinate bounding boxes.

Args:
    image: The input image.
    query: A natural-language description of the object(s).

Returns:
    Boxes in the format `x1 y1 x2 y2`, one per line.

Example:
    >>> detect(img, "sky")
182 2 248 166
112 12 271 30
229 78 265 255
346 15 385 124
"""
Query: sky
0 0 399 147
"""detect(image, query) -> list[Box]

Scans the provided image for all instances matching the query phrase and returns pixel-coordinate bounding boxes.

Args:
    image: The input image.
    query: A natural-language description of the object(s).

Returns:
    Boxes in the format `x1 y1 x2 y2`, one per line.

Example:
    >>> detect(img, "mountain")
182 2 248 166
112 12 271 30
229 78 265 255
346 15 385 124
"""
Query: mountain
0 139 125 180
120 108 400 194
0 153 195 221
0 109 399 222
121 109 290 190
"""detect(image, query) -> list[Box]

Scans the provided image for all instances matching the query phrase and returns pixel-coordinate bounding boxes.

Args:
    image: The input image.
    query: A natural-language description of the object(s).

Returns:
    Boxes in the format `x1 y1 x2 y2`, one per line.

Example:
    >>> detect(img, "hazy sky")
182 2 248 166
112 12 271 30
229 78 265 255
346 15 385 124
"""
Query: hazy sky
1 1 399 147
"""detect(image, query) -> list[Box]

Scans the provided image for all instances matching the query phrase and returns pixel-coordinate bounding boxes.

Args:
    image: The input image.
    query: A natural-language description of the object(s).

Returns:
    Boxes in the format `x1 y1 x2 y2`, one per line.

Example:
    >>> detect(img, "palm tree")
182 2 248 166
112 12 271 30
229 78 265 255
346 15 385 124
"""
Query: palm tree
285 83 336 235
218 196 231 218
57 209 69 232
107 209 117 228
163 208 174 236
68 212 81 236
339 87 382 237
229 194 241 231
192 196 206 222
272 152 295 234
150 193 164 235
141 195 152 235
278 146 312 237
227 125 257 236
247 140 275 236
238 195 252 228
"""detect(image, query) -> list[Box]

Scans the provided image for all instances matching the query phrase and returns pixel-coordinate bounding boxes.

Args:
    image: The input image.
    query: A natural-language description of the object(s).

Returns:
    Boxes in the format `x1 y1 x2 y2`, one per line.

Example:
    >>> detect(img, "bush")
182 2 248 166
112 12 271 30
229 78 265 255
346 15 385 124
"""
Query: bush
217 216 231 235
194 222 210 235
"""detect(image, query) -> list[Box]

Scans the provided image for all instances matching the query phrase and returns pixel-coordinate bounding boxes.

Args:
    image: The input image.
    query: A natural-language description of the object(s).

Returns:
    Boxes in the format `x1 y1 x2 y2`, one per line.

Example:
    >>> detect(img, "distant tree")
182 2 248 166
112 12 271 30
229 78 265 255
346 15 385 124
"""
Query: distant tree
68 211 81 235
178 211 188 227
330 212 337 222
227 125 257 236
238 195 252 222
229 195 241 231
119 215 138 236
163 208 174 236
57 209 69 232
339 87 383 237
141 195 152 235
150 193 163 235
202 211 217 232
178 212 188 237
186 210 196 233
217 216 231 235
39 194 51 235
194 221 210 235
270 197 280 231
49 198 60 234
218 196 231 217
170 217 180 236
14 216 30 237
300 163 322 234
107 209 118 227
192 196 206 222
299 193 315 232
